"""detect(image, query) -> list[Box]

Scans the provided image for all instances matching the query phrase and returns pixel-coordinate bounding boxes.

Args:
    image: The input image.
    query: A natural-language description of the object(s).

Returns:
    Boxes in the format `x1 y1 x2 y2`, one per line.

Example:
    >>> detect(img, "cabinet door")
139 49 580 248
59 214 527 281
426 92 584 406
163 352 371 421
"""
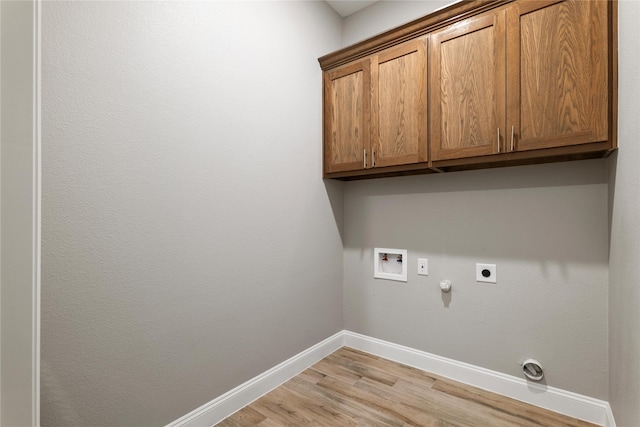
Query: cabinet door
371 38 428 168
430 10 506 161
506 0 608 152
323 60 371 174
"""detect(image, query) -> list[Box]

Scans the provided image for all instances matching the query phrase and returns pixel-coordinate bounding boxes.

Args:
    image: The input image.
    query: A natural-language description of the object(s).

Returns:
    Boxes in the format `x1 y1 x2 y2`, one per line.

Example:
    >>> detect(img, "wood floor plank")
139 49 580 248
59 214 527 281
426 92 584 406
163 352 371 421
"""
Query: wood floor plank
276 379 359 426
323 353 398 387
287 375 404 427
216 347 599 427
338 348 438 386
217 406 266 427
311 357 364 385
296 367 326 385
355 376 519 427
431 377 597 427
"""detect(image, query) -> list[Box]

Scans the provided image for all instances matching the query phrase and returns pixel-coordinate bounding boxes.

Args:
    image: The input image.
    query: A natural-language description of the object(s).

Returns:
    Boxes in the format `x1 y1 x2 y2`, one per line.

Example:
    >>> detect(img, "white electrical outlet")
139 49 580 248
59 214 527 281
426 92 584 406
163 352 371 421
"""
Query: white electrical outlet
476 263 497 283
418 258 428 276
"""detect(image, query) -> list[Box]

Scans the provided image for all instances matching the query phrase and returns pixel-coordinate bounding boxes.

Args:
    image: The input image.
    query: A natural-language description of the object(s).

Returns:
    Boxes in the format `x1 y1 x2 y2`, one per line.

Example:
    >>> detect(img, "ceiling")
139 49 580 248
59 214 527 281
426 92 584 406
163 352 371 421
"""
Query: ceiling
326 0 379 17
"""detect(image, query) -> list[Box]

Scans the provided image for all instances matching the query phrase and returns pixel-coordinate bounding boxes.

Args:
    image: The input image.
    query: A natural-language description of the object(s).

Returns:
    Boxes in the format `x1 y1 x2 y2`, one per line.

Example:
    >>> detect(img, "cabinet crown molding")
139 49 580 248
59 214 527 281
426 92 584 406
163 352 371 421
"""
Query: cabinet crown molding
319 0 512 71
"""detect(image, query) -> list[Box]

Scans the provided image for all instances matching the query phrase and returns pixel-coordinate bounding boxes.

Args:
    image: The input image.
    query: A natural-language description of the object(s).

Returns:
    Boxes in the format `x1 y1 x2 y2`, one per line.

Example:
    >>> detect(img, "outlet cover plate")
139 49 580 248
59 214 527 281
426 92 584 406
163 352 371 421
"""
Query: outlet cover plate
476 263 497 283
418 258 428 276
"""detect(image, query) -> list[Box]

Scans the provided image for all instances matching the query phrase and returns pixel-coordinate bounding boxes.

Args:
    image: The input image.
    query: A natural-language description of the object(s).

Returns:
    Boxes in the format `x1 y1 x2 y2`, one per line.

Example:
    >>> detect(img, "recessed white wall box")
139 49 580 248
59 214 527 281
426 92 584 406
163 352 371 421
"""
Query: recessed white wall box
417 258 428 276
374 248 407 282
476 263 497 283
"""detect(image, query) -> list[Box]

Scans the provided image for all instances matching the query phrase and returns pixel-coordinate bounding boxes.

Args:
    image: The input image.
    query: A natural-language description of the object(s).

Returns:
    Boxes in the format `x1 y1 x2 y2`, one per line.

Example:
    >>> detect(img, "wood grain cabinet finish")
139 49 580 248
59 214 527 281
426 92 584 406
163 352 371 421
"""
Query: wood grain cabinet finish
430 10 506 161
324 59 371 174
372 38 428 168
323 39 428 175
506 0 609 152
319 0 616 180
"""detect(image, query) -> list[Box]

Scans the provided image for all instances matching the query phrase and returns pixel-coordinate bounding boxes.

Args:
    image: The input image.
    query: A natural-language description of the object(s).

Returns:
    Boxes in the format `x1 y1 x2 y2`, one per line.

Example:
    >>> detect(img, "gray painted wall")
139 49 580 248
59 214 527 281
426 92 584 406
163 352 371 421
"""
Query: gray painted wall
343 162 609 399
40 2 343 425
342 1 609 400
608 1 640 425
38 0 640 425
1 1 38 426
342 0 452 46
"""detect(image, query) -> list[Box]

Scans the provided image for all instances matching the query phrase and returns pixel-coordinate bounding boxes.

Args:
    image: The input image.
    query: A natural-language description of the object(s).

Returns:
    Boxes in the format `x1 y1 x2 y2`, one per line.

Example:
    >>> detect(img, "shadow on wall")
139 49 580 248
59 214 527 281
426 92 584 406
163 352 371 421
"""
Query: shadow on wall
606 151 617 251
342 158 609 198
321 156 610 257
341 158 610 266
324 179 346 245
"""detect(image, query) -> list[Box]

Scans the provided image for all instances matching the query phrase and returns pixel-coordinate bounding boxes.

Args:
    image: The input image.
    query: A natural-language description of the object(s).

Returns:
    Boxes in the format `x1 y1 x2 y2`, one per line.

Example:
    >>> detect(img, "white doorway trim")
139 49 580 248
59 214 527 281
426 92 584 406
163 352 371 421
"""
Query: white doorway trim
0 0 41 425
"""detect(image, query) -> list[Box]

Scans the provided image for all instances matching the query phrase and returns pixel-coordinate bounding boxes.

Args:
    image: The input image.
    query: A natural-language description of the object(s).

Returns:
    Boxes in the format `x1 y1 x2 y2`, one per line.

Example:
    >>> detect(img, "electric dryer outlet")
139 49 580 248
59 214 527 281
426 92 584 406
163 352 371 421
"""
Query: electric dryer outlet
476 263 497 283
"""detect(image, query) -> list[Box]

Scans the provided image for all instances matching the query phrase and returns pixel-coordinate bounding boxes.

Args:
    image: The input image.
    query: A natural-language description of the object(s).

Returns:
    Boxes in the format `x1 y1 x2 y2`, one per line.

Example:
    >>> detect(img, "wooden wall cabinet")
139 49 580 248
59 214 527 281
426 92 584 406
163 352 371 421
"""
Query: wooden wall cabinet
323 39 428 175
430 10 506 161
323 59 371 174
371 38 428 169
319 0 616 180
506 0 609 153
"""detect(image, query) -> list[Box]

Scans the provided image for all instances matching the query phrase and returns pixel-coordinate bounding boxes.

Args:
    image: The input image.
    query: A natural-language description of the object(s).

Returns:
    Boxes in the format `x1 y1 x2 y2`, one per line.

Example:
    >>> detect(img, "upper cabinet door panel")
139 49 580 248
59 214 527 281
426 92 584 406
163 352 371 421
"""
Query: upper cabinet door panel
430 11 506 161
372 38 428 168
507 0 608 152
324 60 371 174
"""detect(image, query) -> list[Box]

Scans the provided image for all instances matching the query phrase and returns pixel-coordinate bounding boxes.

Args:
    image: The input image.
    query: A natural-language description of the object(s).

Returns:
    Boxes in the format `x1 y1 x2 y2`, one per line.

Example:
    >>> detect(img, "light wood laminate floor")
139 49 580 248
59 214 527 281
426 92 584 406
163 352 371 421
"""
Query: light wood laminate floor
217 347 597 427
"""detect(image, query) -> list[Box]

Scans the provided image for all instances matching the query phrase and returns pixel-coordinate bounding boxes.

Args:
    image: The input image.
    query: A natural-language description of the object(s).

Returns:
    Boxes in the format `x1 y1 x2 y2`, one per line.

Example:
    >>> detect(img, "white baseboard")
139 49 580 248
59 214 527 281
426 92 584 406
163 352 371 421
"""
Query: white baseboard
343 331 615 427
604 405 617 427
165 331 344 427
166 330 616 427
